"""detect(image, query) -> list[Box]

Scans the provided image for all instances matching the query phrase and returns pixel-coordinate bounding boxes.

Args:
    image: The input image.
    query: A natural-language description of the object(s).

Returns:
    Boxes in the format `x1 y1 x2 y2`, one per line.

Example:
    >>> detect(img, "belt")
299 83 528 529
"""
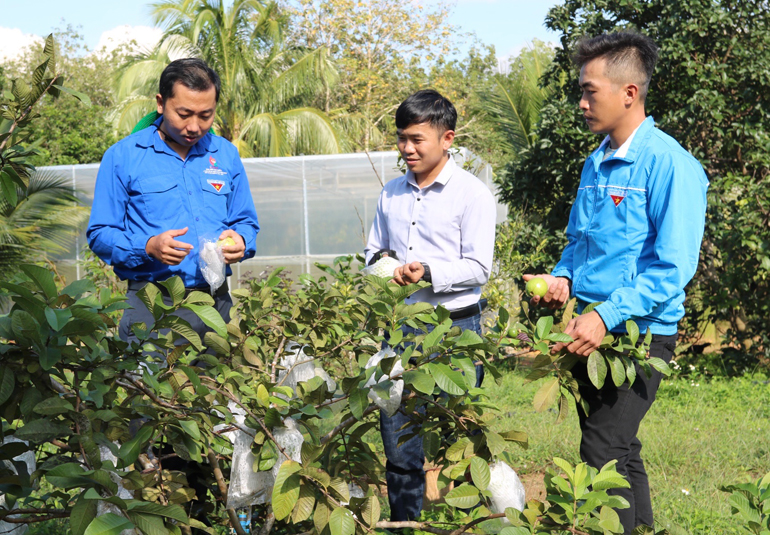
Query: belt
127 280 230 298
449 298 487 321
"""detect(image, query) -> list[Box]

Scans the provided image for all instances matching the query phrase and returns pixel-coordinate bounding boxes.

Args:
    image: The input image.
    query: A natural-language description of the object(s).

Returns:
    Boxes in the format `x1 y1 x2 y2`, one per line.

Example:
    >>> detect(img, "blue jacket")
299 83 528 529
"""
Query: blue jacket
551 116 708 335
87 116 260 287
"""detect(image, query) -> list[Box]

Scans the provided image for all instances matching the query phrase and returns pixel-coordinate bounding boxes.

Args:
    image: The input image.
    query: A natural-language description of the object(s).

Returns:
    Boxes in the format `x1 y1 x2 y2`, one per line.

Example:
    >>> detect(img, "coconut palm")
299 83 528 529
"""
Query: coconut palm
0 169 90 275
114 0 346 157
476 41 554 158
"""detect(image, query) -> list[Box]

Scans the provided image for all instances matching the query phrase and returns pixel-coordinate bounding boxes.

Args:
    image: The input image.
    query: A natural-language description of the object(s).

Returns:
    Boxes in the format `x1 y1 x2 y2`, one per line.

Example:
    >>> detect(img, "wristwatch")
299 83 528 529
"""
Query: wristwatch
420 262 432 283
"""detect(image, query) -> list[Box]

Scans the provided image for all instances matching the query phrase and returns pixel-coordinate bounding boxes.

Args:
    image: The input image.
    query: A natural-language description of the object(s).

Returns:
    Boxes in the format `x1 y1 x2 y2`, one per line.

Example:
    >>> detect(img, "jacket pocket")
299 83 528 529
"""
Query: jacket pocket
200 175 231 215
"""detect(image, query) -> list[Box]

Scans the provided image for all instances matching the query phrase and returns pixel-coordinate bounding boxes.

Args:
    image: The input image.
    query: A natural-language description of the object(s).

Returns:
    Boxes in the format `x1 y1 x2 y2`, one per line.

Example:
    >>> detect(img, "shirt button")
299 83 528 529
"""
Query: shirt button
409 246 413 250
188 190 192 195
412 222 415 225
417 198 421 201
196 217 199 221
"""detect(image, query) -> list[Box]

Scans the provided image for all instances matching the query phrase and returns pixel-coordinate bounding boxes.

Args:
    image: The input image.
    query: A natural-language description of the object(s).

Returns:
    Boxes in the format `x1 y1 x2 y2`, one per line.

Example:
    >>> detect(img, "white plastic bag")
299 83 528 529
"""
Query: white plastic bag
364 347 404 417
361 256 402 279
198 236 226 294
487 461 526 517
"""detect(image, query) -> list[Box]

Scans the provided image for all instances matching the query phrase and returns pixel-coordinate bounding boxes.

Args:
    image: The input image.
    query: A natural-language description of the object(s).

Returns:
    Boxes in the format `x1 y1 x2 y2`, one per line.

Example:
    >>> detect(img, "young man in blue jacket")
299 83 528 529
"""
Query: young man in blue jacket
524 33 708 533
87 58 259 344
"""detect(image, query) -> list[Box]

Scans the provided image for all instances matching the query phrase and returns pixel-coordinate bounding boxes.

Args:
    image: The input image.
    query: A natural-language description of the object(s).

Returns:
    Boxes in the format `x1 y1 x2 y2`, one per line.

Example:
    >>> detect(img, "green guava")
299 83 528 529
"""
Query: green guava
526 277 548 298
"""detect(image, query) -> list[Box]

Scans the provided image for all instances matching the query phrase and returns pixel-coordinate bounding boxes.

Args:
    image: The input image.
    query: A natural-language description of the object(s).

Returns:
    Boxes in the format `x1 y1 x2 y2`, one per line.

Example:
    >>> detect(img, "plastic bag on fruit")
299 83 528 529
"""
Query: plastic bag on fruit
361 256 402 279
364 347 404 417
225 402 304 509
487 461 526 519
198 235 226 294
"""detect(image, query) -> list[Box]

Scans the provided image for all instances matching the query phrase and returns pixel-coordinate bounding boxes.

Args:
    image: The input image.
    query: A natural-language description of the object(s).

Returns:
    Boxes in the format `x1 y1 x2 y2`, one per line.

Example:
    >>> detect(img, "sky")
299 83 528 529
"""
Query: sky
0 0 561 63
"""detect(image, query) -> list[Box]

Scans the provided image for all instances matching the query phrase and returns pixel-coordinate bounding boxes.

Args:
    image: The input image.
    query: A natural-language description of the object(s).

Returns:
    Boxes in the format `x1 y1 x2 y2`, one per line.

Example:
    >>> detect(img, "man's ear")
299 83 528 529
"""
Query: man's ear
156 93 165 114
624 84 640 107
442 129 456 150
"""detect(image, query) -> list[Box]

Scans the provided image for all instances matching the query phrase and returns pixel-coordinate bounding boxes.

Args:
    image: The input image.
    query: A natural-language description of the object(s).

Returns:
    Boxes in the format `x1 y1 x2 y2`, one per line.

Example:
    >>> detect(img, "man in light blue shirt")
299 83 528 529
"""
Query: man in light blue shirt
87 58 259 343
365 90 497 522
524 33 707 534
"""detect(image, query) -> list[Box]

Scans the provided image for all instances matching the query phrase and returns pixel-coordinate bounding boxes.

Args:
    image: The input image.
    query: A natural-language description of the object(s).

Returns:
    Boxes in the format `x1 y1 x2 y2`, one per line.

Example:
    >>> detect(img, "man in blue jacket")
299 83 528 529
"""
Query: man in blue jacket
524 32 708 533
87 58 259 344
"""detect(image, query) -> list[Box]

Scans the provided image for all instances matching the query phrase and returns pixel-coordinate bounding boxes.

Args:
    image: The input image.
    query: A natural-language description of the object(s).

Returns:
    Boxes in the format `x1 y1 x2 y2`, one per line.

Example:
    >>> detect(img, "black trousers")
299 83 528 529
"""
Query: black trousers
571 334 677 535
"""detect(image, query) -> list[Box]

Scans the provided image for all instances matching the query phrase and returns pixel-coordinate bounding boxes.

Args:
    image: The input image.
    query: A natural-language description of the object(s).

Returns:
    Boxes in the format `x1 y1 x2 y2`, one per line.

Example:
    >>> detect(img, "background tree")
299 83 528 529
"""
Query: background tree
284 0 457 151
496 0 770 371
116 0 344 157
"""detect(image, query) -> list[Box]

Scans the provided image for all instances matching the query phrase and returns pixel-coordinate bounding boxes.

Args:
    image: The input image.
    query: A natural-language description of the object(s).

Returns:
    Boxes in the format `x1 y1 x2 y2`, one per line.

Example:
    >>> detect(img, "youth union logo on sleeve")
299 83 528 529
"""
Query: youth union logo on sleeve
207 179 225 192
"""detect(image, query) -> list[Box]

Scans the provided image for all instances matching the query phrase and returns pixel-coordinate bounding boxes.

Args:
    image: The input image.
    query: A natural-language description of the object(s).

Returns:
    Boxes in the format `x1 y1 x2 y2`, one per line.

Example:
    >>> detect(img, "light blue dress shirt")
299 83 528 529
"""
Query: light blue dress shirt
87 116 260 287
365 156 497 310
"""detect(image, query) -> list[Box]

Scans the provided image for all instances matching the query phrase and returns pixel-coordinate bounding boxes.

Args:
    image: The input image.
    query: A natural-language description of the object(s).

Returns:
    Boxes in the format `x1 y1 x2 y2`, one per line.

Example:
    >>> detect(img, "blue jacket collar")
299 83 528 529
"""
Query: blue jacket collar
134 114 218 155
591 116 655 168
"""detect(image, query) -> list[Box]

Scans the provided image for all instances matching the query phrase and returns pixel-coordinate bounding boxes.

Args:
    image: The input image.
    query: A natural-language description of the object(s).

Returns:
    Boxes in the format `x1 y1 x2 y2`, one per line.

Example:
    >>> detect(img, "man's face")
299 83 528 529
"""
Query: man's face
578 57 629 137
396 122 454 177
156 82 217 148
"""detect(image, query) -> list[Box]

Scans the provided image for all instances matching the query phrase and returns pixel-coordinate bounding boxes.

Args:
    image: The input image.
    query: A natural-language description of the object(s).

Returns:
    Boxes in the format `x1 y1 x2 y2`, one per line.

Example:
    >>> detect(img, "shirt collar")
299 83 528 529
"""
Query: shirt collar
134 114 218 154
406 155 457 189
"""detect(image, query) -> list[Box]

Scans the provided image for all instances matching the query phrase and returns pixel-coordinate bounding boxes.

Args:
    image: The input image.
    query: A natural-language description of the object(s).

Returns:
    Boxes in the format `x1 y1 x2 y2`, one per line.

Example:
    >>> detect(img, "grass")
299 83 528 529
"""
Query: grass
483 364 770 534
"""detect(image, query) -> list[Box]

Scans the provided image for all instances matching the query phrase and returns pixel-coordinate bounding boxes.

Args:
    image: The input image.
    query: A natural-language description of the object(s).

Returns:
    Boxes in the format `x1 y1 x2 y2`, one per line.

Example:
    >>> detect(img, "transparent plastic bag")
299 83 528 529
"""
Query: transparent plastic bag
199 235 226 294
364 347 404 417
361 256 402 279
0 437 36 535
487 461 526 517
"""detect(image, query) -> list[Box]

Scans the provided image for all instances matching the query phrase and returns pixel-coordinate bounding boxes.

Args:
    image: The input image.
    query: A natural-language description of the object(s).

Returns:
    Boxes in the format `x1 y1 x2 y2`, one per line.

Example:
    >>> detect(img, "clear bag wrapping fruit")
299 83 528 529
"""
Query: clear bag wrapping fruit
198 235 227 294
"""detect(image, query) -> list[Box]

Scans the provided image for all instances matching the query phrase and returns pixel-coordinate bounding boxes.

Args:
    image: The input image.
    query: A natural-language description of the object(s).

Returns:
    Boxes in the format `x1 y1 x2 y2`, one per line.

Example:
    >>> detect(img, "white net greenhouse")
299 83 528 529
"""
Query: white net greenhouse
44 149 507 288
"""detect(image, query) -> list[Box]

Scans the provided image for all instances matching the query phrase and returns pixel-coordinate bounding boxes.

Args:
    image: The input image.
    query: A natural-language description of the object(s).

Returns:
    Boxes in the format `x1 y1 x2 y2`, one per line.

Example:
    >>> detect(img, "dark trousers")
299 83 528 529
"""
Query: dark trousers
571 333 677 534
119 282 232 529
381 313 485 522
119 283 233 346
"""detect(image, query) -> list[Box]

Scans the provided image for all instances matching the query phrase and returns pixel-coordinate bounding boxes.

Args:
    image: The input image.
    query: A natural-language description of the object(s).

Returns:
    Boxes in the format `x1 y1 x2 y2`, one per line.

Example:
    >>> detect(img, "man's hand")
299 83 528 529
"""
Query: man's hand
553 311 607 357
218 229 246 264
146 227 193 265
523 274 570 309
392 261 425 286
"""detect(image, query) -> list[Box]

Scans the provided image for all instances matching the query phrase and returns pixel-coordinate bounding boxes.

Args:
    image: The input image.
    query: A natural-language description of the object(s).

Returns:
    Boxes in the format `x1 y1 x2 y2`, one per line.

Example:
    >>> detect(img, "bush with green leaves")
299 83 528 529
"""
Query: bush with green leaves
721 472 770 535
0 252 679 535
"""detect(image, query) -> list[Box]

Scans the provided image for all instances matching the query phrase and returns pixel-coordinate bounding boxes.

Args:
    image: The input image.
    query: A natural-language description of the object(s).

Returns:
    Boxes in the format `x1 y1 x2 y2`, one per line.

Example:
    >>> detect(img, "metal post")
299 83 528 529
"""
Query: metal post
302 157 310 274
73 166 80 280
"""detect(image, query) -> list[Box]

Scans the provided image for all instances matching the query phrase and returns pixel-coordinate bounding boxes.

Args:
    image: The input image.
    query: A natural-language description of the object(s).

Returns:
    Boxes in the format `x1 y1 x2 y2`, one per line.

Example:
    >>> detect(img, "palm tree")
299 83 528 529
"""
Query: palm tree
476 41 554 158
0 169 89 275
114 0 346 157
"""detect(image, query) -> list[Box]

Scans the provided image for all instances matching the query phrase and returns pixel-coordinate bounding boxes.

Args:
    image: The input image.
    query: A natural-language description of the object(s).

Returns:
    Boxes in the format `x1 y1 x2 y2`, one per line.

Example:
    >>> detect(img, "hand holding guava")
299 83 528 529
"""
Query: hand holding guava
522 274 570 309
218 229 245 264
392 261 425 286
146 227 194 265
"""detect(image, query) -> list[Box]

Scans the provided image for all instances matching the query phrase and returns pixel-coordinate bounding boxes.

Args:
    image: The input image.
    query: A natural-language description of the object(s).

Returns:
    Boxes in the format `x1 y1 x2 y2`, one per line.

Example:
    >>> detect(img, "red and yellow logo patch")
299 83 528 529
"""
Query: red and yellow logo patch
610 195 625 206
207 178 225 192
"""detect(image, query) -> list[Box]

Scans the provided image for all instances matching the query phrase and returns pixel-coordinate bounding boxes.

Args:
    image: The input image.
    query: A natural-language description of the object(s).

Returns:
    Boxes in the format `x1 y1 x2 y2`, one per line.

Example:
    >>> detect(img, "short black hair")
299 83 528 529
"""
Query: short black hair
573 31 658 100
158 58 221 102
395 89 457 132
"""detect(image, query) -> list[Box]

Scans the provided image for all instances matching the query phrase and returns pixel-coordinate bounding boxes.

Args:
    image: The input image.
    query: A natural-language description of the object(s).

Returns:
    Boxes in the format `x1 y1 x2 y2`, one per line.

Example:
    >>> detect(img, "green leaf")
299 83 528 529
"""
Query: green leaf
454 329 484 347
126 512 168 535
428 362 466 395
587 351 607 388
329 507 355 535
119 425 154 467
15 418 70 442
292 483 315 523
83 513 134 535
444 484 480 509
178 420 201 441
470 457 491 492
445 437 471 462
608 356 626 387
532 377 559 412
45 463 89 489
349 388 369 420
0 367 15 405
423 319 451 349
0 171 17 206
591 470 631 491
70 493 98 535
159 277 186 306
647 357 671 376
272 461 302 520
402 370 435 395
535 315 554 340
182 303 227 338
45 306 72 331
125 501 188 523
626 321 640 345
33 396 74 415
51 84 92 106
20 264 58 300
